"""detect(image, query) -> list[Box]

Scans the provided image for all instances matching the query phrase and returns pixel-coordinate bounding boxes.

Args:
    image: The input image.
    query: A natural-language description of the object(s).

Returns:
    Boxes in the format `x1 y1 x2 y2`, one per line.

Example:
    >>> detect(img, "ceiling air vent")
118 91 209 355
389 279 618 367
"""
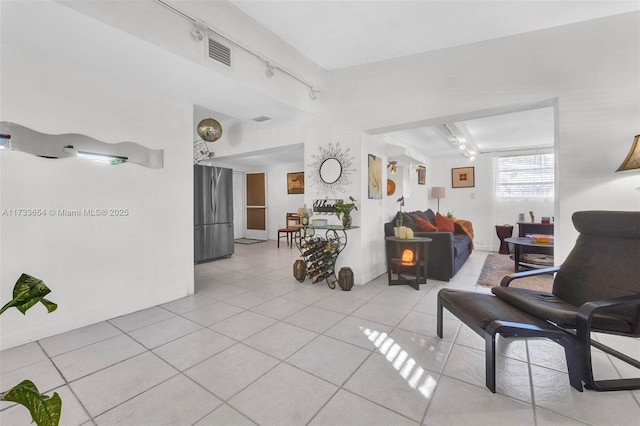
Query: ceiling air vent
208 37 231 67
252 116 271 123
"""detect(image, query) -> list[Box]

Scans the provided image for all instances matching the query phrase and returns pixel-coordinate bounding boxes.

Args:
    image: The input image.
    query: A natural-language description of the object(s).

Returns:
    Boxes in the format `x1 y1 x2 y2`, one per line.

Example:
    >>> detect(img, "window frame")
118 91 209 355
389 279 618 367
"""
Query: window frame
494 153 555 200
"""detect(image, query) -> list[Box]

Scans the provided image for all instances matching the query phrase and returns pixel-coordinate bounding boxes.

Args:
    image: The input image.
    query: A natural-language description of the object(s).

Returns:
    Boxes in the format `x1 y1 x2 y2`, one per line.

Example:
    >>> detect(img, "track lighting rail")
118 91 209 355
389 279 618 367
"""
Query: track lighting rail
155 0 319 99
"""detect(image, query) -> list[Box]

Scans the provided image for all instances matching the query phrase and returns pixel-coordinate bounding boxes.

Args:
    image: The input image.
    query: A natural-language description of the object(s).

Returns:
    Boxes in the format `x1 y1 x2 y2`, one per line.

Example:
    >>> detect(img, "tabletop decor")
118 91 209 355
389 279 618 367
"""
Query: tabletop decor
335 196 358 228
395 196 405 227
394 195 413 237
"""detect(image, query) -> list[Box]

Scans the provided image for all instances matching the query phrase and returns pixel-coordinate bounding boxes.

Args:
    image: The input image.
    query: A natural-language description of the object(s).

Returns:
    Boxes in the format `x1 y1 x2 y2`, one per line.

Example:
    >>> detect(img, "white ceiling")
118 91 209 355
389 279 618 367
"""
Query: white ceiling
388 106 555 159
230 0 640 70
3 1 637 166
226 0 636 163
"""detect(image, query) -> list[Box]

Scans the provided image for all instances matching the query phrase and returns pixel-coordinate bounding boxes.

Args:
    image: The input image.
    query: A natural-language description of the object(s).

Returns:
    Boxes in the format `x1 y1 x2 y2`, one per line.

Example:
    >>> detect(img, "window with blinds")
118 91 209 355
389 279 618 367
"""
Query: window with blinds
495 154 554 199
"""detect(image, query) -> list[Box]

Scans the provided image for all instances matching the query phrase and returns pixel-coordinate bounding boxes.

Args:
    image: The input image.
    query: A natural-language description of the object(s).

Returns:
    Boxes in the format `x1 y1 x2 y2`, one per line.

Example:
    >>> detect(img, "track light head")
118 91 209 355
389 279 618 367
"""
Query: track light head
191 23 204 41
265 63 275 78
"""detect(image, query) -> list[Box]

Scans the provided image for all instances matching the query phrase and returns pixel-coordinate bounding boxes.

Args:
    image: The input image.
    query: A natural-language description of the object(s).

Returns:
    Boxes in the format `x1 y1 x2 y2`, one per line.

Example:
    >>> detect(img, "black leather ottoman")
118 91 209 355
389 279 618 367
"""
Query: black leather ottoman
437 288 582 393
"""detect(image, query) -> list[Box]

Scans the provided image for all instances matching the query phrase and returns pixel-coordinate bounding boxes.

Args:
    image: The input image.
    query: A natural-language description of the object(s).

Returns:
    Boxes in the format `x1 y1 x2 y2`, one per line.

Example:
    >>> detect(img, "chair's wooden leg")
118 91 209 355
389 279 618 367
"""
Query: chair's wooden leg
436 296 444 338
581 338 640 391
559 337 583 392
484 330 497 393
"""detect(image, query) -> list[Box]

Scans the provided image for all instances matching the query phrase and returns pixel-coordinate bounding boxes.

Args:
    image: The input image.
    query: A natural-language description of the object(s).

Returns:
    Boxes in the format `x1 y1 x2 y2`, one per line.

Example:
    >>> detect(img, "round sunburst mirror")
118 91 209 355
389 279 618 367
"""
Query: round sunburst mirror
197 118 223 142
309 142 355 196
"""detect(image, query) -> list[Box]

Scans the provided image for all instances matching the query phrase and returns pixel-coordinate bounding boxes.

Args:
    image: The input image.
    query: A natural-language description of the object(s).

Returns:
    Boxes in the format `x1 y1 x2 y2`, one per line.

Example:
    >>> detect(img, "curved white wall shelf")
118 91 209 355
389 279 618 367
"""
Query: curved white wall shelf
0 122 164 169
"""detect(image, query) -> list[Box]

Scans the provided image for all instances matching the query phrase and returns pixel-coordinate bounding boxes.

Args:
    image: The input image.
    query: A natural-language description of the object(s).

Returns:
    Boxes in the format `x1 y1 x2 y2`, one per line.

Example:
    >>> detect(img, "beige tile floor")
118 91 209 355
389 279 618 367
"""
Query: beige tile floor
1 241 639 425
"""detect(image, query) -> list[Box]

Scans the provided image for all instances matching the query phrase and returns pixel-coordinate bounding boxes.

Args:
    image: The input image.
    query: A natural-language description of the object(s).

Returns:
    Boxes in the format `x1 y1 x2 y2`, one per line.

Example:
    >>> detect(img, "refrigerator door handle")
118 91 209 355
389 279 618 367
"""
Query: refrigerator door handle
214 174 217 218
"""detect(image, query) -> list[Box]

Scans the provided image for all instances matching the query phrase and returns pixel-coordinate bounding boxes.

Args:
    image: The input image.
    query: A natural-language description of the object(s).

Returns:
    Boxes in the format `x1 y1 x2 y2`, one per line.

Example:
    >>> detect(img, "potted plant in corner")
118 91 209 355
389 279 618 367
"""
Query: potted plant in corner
0 273 61 426
335 196 358 228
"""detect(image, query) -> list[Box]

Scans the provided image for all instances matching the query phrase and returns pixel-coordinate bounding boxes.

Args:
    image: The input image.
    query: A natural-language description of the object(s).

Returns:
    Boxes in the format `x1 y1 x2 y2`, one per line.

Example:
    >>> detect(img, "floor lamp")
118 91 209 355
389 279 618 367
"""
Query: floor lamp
432 187 445 212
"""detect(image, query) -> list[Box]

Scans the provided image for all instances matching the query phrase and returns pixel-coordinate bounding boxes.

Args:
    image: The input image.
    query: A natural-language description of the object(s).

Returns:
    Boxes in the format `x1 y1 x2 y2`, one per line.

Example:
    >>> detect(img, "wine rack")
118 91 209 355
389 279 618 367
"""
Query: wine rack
294 225 354 289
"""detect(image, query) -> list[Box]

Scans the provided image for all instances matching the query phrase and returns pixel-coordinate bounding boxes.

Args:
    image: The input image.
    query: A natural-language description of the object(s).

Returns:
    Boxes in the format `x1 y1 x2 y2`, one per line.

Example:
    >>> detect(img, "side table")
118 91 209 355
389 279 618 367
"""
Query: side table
495 225 513 255
385 236 432 290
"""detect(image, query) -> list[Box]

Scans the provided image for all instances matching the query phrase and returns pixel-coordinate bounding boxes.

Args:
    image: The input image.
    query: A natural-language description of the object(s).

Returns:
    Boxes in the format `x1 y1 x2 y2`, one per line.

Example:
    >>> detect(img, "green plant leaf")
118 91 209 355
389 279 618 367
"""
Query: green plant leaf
0 274 57 315
40 299 58 314
1 380 61 426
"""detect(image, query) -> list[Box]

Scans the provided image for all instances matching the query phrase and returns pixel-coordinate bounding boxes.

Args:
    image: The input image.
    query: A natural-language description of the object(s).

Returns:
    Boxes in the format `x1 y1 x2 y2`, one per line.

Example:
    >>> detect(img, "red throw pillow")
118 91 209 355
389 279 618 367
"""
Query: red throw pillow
415 216 437 232
435 212 455 233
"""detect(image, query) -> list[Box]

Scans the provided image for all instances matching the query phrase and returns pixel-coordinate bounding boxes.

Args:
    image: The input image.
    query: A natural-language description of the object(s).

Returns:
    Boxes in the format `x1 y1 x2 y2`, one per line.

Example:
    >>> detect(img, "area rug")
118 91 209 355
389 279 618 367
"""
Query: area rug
234 238 266 245
477 253 554 292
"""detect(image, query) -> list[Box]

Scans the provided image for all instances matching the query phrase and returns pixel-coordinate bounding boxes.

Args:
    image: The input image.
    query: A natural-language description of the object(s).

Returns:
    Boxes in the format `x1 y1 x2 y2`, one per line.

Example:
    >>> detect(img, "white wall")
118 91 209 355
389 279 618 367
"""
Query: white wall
263 162 305 239
357 134 390 283
429 151 554 252
327 12 640 263
0 44 193 350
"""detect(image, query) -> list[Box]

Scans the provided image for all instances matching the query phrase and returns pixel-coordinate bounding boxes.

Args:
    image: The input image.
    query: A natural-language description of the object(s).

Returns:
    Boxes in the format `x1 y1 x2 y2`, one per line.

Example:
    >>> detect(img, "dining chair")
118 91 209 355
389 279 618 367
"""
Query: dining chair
277 213 301 248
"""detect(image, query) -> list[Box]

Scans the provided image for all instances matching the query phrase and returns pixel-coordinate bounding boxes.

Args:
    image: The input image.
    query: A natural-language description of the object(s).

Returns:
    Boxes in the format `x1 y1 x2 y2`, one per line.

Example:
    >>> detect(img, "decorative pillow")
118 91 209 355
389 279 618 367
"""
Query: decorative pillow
412 210 433 225
425 209 437 224
415 216 437 232
435 212 455 233
393 211 416 231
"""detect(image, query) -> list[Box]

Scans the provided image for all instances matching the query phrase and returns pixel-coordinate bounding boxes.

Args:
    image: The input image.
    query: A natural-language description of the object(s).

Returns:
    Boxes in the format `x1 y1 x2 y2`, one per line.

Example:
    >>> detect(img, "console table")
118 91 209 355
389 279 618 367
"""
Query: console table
295 225 357 289
385 236 432 290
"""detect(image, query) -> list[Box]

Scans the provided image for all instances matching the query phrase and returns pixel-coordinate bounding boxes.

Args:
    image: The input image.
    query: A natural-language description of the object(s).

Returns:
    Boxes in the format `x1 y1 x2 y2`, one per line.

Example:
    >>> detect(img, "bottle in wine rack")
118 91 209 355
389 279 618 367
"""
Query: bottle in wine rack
307 252 322 262
309 266 322 277
312 269 333 284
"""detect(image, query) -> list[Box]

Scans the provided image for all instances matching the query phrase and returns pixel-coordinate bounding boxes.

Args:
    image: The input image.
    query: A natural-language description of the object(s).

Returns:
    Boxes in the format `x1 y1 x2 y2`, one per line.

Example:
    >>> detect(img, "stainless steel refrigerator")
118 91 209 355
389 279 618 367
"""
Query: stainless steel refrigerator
194 165 234 262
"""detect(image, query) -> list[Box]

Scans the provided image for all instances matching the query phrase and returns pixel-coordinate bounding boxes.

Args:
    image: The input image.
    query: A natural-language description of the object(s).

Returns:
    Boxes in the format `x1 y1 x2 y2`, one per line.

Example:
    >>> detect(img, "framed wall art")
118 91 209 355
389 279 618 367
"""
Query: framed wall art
368 154 383 199
287 171 304 194
452 166 475 188
417 166 426 185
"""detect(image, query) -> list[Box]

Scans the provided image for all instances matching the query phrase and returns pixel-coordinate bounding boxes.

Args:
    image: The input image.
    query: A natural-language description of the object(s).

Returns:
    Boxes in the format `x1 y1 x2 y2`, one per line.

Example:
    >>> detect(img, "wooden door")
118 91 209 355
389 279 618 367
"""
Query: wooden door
245 172 267 240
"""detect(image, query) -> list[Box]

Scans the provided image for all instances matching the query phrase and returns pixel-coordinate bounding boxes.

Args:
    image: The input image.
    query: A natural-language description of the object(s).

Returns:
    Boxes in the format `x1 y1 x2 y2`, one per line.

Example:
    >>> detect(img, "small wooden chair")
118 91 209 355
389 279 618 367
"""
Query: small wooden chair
277 213 301 248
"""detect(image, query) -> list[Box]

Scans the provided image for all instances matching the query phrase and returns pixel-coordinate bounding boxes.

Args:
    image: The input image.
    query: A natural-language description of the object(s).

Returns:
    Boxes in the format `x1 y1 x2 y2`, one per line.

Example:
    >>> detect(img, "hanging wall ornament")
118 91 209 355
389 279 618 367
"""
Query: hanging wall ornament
193 118 222 164
193 139 213 164
197 118 223 142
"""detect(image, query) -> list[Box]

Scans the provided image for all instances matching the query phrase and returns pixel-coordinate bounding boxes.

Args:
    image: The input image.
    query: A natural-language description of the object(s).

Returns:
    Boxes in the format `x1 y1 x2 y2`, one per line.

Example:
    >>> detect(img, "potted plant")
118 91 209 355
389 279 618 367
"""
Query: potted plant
335 196 358 228
394 196 413 238
395 196 405 229
1 273 61 426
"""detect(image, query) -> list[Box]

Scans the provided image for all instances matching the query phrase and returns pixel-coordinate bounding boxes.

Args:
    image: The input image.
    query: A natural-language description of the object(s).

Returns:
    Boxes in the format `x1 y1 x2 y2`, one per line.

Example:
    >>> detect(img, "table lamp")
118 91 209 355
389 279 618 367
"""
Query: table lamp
432 187 445 212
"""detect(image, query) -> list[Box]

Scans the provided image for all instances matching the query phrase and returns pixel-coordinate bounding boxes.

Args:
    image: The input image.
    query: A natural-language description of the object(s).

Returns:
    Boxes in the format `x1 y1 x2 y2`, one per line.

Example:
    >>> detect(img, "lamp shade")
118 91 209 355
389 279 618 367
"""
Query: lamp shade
432 186 445 199
616 135 640 172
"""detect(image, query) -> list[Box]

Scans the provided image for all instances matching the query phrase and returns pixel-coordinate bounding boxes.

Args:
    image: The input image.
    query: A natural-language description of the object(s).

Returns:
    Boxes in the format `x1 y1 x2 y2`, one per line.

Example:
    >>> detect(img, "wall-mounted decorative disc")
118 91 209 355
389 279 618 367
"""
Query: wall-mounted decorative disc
197 118 223 142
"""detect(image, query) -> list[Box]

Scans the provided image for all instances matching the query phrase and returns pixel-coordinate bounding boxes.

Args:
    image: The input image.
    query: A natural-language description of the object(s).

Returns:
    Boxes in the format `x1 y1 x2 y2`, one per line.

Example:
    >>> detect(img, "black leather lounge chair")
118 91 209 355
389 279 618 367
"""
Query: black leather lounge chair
438 210 640 393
